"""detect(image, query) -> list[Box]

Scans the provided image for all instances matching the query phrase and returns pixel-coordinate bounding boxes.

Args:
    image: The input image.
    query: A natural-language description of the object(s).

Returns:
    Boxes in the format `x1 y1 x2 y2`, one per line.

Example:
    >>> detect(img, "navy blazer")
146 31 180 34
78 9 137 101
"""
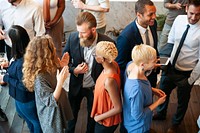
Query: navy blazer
3 58 35 103
116 19 159 86
63 32 114 96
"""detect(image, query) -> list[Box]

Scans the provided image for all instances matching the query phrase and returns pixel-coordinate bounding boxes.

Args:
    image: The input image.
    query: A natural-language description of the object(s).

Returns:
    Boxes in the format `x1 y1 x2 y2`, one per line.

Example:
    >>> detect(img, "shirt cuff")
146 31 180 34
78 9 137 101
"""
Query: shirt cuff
3 74 9 83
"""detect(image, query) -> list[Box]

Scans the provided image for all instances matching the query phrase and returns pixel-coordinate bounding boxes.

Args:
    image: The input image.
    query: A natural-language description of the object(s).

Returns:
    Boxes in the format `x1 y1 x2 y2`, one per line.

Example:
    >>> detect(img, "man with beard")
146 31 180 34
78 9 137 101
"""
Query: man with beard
115 0 160 132
0 0 45 60
62 12 115 133
154 0 200 132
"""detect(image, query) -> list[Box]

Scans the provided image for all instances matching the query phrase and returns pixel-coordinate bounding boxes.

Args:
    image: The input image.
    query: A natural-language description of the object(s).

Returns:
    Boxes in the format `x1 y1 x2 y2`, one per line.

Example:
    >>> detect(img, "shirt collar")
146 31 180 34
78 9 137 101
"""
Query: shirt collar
136 20 149 34
189 19 200 29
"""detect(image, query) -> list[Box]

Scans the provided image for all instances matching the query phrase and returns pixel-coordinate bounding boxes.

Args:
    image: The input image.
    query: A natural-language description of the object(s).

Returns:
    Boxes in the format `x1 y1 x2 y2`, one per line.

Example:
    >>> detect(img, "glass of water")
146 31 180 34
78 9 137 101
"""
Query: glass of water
0 53 7 62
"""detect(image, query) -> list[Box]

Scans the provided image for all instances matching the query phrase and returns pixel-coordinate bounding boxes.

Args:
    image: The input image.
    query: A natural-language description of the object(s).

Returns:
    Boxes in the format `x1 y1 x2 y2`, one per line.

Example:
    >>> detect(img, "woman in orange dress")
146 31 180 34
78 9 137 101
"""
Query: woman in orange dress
91 41 122 133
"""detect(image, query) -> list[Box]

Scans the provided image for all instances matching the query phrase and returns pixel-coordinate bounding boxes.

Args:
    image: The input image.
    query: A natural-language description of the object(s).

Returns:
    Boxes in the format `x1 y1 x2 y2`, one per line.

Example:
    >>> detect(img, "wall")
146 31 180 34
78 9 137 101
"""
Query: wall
62 1 167 35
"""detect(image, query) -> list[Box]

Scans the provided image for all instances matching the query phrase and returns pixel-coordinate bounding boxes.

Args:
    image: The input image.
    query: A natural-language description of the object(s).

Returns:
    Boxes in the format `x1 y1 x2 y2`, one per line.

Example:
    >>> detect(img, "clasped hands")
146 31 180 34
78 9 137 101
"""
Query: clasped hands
74 62 89 75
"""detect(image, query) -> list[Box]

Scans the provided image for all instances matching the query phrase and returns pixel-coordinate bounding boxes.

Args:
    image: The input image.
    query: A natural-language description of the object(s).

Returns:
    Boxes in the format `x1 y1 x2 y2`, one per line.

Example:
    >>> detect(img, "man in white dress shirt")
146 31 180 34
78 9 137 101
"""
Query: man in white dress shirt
0 0 45 60
154 0 200 132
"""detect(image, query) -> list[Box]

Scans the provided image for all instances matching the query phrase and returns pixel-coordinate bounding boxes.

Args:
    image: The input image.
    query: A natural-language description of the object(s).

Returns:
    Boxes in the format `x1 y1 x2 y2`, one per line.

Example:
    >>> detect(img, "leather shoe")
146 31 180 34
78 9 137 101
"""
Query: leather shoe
0 108 8 122
167 124 179 133
153 113 166 120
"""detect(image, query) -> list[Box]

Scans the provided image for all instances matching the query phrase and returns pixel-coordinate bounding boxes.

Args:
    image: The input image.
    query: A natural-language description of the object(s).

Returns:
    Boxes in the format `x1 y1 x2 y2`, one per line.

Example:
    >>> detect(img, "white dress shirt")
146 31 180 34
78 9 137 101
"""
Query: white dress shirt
82 33 98 88
136 20 154 47
168 15 200 84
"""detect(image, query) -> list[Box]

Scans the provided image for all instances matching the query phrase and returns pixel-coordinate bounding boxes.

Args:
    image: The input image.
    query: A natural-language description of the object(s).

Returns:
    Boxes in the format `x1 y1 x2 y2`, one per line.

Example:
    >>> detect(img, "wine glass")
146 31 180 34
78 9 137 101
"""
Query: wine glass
0 53 7 85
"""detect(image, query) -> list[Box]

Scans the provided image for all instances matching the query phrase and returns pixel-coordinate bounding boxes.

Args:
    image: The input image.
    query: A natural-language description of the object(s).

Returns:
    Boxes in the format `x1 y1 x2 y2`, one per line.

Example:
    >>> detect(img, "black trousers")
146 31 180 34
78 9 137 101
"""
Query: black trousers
67 87 95 133
0 40 11 60
157 65 192 125
94 122 118 133
0 40 6 52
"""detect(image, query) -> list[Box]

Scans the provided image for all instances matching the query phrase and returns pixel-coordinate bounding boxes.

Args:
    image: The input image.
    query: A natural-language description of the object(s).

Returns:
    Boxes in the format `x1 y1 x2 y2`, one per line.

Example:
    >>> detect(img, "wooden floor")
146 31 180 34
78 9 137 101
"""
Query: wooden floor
0 85 199 133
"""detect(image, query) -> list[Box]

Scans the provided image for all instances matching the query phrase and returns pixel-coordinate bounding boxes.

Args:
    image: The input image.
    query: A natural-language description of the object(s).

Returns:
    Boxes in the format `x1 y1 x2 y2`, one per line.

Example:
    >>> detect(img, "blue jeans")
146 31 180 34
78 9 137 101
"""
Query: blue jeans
15 100 42 133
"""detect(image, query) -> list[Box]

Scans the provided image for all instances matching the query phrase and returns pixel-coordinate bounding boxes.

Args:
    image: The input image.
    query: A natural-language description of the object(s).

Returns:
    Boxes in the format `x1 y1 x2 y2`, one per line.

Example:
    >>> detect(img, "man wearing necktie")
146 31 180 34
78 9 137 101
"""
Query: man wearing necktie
116 0 163 132
154 0 200 132
116 0 160 90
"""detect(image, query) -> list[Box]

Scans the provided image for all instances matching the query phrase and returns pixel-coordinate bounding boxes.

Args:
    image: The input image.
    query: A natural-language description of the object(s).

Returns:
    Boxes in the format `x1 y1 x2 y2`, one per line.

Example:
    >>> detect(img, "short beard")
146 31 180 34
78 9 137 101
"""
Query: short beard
79 33 95 47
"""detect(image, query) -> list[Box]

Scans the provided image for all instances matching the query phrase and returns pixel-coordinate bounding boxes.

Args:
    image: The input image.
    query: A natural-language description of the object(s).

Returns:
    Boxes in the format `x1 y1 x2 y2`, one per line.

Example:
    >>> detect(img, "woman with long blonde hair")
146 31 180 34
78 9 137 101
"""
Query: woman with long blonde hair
23 35 73 133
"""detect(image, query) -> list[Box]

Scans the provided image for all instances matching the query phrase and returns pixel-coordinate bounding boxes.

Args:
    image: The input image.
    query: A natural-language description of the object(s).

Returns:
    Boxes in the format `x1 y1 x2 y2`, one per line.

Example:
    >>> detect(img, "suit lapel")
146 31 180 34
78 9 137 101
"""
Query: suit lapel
149 25 157 48
133 21 143 44
79 44 84 61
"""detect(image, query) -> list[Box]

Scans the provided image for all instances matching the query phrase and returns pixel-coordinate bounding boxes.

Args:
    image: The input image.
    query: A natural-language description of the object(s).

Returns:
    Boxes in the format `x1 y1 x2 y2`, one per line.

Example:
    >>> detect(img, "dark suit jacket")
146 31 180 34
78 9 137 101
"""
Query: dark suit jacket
63 32 114 96
116 19 159 87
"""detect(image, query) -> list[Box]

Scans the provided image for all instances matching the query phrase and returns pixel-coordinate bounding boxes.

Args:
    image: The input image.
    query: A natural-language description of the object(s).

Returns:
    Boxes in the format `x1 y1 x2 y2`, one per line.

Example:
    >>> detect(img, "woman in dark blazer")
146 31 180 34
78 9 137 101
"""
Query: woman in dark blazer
0 25 42 133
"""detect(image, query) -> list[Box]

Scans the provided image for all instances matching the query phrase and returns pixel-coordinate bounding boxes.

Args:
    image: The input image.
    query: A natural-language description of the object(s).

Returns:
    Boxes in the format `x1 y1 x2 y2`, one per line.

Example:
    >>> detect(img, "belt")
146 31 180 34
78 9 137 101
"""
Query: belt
168 63 192 76
171 67 192 76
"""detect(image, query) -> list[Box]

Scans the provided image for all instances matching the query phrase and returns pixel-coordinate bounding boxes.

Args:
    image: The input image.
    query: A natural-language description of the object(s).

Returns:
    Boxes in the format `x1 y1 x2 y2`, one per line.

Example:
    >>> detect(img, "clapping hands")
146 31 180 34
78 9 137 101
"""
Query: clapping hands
59 52 70 68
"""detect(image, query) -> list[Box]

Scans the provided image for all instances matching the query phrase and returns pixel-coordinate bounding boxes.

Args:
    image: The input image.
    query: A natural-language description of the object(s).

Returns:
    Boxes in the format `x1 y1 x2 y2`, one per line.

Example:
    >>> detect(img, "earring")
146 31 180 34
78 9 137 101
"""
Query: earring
142 66 144 71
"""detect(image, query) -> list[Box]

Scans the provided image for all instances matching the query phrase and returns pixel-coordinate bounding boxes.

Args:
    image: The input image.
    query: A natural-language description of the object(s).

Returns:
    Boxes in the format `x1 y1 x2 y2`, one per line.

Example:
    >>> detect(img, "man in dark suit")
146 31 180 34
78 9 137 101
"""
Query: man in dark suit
63 12 114 133
116 0 160 132
116 0 159 88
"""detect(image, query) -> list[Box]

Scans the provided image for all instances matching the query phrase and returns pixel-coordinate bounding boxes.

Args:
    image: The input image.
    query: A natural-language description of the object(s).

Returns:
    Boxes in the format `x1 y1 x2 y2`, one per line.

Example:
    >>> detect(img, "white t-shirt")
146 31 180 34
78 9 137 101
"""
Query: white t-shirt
84 0 110 29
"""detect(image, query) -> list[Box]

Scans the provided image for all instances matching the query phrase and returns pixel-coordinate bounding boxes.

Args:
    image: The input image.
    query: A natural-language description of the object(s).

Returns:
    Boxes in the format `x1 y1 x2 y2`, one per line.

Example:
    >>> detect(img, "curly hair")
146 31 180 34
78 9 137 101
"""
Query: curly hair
23 35 60 92
96 41 118 62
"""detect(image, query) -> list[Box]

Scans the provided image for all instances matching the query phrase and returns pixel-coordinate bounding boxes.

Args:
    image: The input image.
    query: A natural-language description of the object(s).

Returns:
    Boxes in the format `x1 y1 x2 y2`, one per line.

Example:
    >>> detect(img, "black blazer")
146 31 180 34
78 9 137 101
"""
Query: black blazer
116 19 159 74
63 32 115 96
115 19 159 87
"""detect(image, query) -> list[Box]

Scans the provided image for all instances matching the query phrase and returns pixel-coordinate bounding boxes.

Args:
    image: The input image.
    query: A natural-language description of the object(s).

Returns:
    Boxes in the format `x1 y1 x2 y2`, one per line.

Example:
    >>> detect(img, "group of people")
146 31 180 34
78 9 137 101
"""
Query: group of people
0 0 200 133
0 0 109 129
117 0 200 132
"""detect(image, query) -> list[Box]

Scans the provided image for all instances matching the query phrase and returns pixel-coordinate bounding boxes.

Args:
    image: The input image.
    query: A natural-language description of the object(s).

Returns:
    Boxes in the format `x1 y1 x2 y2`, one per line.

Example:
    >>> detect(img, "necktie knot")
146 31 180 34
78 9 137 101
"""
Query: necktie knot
186 24 190 29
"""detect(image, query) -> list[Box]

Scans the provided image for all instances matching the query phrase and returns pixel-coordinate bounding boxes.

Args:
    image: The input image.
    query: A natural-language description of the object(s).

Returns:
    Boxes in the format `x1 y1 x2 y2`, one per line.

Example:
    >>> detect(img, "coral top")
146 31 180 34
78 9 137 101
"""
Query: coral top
91 61 121 127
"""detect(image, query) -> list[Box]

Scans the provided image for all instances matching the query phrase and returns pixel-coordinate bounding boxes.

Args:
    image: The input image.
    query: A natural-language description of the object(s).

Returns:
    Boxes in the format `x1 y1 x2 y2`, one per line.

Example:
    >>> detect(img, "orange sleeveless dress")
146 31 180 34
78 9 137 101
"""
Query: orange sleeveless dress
91 61 121 127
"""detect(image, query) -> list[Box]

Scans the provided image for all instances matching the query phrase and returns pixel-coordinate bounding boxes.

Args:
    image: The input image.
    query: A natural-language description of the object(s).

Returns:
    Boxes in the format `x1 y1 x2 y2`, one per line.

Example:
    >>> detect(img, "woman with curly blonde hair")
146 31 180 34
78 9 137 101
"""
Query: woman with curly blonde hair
91 41 122 133
23 35 73 133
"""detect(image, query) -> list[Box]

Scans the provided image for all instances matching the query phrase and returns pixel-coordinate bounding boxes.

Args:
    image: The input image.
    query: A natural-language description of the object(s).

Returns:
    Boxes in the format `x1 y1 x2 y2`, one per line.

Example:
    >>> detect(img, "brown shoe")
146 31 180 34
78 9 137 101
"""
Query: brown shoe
167 124 179 133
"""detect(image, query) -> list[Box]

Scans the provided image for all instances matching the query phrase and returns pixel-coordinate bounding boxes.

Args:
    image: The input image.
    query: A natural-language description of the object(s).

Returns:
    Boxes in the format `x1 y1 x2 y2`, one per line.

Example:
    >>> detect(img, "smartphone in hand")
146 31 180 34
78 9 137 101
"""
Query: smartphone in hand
159 57 170 65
